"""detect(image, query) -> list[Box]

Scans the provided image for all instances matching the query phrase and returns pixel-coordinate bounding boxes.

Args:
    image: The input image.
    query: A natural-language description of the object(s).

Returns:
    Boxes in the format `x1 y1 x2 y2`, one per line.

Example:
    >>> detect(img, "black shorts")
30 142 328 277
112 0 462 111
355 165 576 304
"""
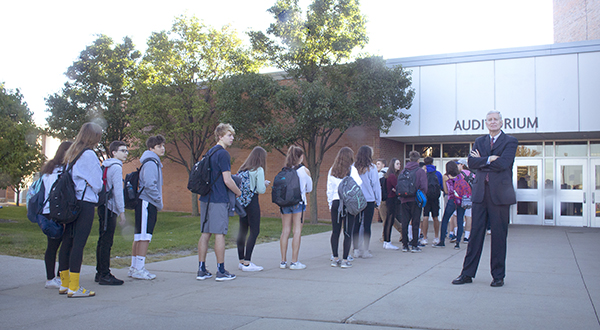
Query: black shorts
135 200 158 241
422 198 440 218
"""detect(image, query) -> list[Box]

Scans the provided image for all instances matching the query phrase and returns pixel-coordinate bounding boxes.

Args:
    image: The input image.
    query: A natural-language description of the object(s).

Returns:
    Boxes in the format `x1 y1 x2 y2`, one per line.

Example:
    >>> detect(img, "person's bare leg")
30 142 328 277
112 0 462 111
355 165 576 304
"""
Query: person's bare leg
291 212 303 263
280 214 292 262
214 234 225 264
198 233 211 262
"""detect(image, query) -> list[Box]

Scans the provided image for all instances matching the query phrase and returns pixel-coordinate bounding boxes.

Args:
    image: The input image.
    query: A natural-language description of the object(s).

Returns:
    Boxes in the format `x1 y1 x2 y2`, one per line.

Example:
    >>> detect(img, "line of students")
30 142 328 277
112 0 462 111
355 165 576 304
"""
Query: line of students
39 122 165 297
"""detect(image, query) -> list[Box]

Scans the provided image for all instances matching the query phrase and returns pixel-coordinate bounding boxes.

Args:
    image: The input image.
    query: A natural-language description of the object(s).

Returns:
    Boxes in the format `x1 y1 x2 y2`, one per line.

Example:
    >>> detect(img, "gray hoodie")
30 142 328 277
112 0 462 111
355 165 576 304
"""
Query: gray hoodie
138 150 163 210
102 158 125 215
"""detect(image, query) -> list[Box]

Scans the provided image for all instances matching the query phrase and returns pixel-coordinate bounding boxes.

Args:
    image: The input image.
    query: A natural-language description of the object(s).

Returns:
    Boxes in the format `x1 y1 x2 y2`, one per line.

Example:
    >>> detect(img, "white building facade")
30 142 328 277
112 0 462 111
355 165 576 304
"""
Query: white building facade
383 40 600 227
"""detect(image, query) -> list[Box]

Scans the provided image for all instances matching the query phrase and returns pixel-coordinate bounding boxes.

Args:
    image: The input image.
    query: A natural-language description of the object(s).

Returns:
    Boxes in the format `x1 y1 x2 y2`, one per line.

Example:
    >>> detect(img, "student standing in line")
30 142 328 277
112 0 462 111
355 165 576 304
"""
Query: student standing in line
375 159 387 223
130 135 165 280
236 146 270 272
197 124 241 281
95 141 127 285
279 145 312 270
434 161 466 249
382 158 402 250
327 147 362 268
39 141 73 290
352 146 381 259
58 122 103 298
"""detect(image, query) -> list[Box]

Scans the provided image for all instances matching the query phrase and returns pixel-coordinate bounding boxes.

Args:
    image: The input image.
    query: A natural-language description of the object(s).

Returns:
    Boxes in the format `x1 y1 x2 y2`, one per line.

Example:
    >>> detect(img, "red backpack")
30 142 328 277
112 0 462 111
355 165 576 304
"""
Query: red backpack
453 176 472 202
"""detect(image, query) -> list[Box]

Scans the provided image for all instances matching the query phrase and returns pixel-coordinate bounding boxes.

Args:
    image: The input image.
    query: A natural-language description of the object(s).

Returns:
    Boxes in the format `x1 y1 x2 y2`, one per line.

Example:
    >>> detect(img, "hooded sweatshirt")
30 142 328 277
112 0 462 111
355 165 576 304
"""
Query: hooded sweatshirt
138 150 163 210
398 161 428 204
426 164 443 187
102 157 125 215
72 149 103 203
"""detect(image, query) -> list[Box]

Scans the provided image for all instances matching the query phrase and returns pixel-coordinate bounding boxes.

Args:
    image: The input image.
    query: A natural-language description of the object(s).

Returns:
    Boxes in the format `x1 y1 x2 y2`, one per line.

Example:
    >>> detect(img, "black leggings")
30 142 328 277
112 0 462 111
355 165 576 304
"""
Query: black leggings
383 197 400 242
330 200 357 260
237 194 261 261
353 202 375 250
45 235 62 280
58 201 95 273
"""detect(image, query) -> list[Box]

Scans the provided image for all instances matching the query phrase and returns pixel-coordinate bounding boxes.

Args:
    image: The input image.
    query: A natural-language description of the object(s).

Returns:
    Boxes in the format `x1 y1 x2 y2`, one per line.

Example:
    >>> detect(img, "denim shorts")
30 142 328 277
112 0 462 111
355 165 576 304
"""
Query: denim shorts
280 203 306 214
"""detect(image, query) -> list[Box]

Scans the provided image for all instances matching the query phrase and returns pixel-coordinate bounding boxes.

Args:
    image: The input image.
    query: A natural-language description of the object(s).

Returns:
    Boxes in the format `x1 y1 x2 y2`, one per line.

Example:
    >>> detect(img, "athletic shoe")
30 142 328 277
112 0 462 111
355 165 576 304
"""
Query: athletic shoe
454 242 460 250
45 277 61 289
353 249 362 258
341 261 353 268
402 245 409 252
383 242 400 250
196 269 212 280
331 259 341 267
280 261 288 269
242 262 263 272
59 286 68 295
330 254 335 261
238 263 244 270
450 237 457 243
361 251 373 258
132 268 156 280
421 238 428 245
98 273 124 285
463 237 470 243
432 238 440 245
127 267 135 278
432 242 445 248
215 270 236 282
411 246 422 253
289 261 306 270
67 286 95 298
347 255 354 261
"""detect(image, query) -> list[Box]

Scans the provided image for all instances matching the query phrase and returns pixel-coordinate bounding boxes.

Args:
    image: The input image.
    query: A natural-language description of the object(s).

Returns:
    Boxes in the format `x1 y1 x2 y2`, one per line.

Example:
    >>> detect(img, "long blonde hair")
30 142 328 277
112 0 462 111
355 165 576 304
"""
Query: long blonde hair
64 122 103 163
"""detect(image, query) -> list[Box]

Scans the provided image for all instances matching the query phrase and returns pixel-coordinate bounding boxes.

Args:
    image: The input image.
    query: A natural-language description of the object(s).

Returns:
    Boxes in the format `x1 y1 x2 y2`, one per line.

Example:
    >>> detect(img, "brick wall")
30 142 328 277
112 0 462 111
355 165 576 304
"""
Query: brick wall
554 0 600 43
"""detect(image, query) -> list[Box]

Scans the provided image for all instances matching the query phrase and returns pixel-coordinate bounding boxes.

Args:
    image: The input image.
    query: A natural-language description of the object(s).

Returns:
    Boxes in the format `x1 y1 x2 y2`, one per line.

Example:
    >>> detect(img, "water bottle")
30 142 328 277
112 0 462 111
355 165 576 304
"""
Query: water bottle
126 182 135 200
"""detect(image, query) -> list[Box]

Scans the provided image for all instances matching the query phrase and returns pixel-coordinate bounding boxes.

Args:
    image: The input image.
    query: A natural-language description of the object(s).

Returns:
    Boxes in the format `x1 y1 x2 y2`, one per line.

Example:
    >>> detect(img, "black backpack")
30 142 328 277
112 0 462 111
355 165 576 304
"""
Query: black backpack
187 147 222 196
124 158 159 210
396 167 418 198
379 172 388 202
48 149 88 224
461 170 475 188
272 165 303 207
96 164 121 207
426 171 441 200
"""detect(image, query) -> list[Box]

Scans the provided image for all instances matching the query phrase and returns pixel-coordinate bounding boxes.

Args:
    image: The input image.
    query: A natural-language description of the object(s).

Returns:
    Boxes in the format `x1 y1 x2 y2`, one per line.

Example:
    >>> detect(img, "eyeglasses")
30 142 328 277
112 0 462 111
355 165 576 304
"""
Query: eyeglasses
118 149 129 153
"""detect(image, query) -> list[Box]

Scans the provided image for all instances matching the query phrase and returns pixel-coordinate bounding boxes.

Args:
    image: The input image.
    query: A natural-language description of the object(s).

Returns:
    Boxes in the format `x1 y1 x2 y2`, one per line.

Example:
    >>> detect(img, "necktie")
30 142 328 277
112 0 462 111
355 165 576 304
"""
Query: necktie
486 137 494 182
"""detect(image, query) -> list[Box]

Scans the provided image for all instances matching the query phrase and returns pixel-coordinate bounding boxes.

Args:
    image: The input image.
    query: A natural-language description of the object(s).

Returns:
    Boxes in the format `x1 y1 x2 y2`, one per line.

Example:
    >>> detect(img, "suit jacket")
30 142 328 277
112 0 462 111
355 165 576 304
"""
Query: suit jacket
468 131 518 205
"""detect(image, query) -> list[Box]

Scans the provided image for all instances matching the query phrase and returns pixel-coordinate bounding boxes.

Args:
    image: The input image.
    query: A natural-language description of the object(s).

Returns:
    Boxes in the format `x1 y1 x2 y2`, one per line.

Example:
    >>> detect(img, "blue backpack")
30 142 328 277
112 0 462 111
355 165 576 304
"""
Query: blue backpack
27 177 64 238
235 170 254 207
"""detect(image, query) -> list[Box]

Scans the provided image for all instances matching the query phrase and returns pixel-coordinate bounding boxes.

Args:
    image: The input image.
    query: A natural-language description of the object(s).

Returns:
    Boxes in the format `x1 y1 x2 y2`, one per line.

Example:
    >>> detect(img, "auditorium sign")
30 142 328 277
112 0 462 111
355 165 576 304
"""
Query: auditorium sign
454 117 538 131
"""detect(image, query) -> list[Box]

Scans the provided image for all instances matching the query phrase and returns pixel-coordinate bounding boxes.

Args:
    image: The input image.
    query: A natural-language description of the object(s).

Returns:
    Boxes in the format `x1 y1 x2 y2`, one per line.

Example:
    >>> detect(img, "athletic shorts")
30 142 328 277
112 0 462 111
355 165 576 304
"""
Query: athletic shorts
422 198 440 218
135 200 158 241
280 202 305 214
200 202 229 234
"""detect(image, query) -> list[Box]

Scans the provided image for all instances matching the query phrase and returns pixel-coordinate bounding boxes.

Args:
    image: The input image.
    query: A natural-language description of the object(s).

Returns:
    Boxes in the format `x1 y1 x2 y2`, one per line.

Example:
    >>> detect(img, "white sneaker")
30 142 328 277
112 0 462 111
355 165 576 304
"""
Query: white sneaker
128 266 135 277
289 261 306 270
421 238 428 245
353 249 362 258
132 268 156 280
347 255 354 261
383 242 400 250
361 250 373 258
45 277 61 289
280 261 287 269
242 262 263 272
67 286 95 298
432 238 440 245
238 263 244 270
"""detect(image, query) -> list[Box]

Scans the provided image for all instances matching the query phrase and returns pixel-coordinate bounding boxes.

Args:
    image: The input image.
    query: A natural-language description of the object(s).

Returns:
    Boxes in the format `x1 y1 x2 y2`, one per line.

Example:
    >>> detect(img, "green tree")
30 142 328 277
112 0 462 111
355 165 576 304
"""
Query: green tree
0 83 45 205
129 15 263 216
45 35 141 156
221 0 414 223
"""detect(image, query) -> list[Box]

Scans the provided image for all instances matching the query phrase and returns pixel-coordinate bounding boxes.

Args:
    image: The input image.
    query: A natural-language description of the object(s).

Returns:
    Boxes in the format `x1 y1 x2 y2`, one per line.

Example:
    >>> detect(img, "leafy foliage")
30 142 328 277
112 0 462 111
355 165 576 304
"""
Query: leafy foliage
0 84 45 204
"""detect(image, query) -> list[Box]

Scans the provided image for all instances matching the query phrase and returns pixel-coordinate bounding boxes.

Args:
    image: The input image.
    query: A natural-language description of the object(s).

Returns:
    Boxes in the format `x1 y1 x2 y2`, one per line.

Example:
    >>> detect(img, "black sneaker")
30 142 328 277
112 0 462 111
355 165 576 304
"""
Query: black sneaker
411 246 422 253
432 242 445 248
454 242 460 250
215 270 236 282
94 273 100 283
98 273 124 285
196 269 213 280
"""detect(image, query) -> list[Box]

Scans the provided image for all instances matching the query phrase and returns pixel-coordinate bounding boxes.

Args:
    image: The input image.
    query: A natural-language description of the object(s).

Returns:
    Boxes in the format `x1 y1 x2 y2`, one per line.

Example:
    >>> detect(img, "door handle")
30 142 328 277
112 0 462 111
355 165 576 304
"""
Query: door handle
583 192 586 204
593 192 595 204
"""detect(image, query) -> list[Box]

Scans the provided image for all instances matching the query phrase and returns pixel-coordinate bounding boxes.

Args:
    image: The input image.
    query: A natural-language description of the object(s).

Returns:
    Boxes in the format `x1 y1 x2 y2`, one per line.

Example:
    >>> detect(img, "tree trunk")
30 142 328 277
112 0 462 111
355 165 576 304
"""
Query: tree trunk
306 142 320 224
191 193 199 216
15 189 20 207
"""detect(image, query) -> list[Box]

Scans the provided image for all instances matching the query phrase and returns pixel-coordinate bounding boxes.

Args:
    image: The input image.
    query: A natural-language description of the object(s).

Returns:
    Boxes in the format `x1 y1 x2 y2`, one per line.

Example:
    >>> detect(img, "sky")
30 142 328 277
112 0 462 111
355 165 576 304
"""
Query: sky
0 0 553 126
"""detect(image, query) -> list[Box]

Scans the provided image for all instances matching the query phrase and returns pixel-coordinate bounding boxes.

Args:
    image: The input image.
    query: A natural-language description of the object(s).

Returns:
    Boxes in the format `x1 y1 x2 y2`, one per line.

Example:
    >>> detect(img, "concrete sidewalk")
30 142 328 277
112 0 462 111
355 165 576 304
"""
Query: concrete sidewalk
1 223 599 330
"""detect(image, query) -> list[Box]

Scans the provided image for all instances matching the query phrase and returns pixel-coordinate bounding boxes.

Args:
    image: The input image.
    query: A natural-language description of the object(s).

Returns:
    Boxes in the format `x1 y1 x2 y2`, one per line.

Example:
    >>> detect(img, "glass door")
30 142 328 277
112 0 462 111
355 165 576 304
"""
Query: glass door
556 159 587 227
591 159 600 227
512 159 543 225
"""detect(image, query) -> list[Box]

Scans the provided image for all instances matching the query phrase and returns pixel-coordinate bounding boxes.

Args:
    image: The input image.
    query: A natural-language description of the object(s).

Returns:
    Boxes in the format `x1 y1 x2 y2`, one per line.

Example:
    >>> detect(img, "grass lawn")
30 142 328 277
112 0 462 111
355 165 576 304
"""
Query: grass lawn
0 205 331 268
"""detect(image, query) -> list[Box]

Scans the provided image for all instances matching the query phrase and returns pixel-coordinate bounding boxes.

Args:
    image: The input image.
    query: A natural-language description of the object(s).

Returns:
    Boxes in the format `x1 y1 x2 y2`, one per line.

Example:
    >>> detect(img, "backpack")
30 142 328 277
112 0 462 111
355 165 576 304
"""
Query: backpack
96 164 120 206
27 178 45 223
338 175 367 216
415 189 427 208
272 165 303 207
234 170 254 207
124 158 159 210
48 149 88 224
453 176 472 205
461 170 475 188
426 171 441 201
396 167 419 198
379 175 388 202
187 147 222 196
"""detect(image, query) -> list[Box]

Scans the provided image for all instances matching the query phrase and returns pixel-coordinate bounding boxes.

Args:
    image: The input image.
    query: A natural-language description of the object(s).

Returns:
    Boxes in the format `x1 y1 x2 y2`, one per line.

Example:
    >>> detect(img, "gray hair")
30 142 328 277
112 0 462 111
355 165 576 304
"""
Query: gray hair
487 110 502 120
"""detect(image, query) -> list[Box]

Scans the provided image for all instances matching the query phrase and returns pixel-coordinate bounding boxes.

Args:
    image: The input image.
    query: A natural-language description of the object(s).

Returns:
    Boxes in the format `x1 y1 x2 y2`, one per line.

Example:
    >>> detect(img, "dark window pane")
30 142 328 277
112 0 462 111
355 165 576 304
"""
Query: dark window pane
517 202 538 215
405 145 413 159
414 144 440 158
443 144 470 158
545 197 553 220
561 202 583 216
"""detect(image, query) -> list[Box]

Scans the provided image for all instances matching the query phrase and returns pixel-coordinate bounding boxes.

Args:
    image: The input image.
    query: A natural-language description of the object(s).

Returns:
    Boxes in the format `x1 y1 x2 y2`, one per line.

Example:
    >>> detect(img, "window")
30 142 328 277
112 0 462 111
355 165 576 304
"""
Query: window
442 144 470 158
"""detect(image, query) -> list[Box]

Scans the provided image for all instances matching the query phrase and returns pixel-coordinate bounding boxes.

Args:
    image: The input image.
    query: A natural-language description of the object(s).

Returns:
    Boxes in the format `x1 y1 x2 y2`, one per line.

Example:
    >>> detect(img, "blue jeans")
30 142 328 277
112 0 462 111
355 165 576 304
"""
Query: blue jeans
440 199 465 245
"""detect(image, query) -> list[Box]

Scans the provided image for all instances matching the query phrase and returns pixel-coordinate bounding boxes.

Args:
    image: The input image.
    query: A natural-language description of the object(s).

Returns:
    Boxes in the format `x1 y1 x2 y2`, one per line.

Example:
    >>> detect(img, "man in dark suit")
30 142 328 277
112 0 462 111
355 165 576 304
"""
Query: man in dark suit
452 110 517 287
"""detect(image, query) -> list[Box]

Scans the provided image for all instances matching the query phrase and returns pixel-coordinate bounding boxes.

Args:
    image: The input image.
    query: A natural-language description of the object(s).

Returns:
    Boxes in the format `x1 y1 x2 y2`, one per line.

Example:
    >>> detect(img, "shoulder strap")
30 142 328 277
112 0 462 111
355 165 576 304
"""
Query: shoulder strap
66 148 91 172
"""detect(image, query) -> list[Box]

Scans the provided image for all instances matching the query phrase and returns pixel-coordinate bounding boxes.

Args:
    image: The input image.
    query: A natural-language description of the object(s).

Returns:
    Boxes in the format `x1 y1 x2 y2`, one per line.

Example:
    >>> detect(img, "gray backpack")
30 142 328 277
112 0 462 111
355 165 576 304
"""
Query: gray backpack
338 176 367 216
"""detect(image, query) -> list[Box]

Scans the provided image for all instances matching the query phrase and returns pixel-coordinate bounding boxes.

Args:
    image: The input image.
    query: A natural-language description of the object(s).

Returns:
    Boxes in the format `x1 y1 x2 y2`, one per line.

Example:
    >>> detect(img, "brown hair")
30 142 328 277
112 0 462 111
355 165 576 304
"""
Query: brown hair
239 146 267 172
330 147 354 179
284 145 304 168
109 141 127 158
446 160 459 177
355 145 373 175
64 122 103 163
40 141 73 174
146 135 165 150
385 158 401 178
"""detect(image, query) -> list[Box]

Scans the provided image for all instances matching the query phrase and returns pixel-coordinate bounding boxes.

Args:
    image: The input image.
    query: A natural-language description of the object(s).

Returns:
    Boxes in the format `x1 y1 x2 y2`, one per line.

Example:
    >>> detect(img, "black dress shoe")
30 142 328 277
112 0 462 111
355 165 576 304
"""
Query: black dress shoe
452 275 473 285
490 278 504 287
94 273 100 282
99 273 124 285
